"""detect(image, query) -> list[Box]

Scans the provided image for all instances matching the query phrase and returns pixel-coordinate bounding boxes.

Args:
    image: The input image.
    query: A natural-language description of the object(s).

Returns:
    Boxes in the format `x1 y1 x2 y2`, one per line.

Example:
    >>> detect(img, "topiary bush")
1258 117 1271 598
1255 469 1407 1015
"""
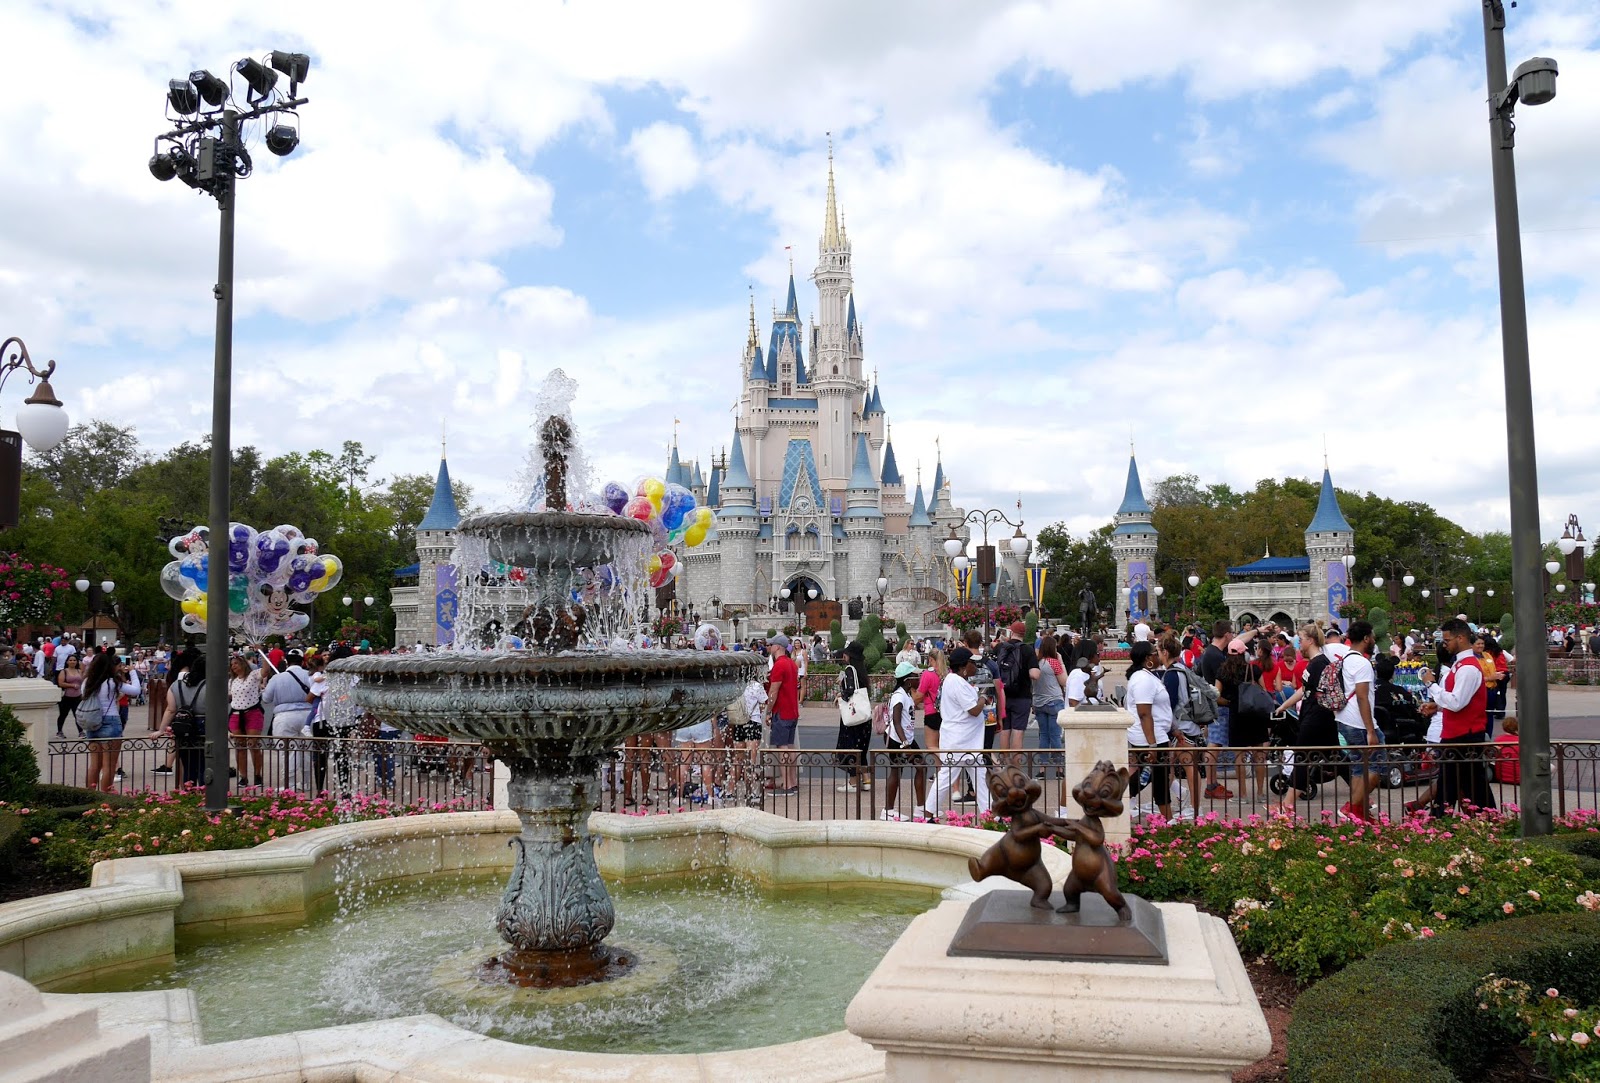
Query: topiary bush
1369 606 1390 651
829 618 845 654
0 704 39 804
1288 912 1600 1082
1024 611 1039 642
1499 612 1516 650
895 621 908 642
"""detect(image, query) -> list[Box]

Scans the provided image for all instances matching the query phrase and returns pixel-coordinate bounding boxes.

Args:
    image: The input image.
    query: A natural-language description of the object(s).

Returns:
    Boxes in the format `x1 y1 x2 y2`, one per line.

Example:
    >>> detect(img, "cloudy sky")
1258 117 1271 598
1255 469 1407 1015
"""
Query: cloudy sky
4 1 1598 541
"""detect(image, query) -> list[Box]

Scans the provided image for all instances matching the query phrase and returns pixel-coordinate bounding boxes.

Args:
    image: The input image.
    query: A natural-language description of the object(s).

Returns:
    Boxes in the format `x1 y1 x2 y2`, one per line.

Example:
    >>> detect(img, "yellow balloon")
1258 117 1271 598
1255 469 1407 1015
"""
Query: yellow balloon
647 554 664 576
640 477 666 515
684 523 708 548
181 597 207 621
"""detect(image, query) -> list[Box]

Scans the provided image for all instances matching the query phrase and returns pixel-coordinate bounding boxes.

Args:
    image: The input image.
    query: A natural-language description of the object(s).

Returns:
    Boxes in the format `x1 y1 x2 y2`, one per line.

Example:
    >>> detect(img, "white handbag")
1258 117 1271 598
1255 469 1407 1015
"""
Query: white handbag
839 687 872 726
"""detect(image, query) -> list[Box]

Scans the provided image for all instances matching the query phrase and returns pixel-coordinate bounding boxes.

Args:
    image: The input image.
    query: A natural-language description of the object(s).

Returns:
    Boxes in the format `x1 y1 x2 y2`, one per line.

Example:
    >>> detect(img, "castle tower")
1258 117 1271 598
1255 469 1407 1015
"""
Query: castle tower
880 431 907 535
416 455 461 647
715 425 760 610
811 145 861 496
1111 454 1159 630
843 431 884 600
1304 465 1356 630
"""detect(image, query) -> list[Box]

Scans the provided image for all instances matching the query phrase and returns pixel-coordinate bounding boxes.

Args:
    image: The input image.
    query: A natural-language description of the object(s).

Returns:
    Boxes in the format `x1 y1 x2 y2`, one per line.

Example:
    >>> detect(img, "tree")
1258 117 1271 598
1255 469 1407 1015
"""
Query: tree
335 440 377 508
1037 523 1115 619
24 421 145 506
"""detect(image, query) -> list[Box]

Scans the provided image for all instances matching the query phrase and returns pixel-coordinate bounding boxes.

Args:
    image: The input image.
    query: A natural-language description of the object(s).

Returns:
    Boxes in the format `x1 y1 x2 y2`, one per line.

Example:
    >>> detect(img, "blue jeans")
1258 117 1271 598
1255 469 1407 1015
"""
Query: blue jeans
1209 706 1233 766
374 730 400 787
1033 701 1064 765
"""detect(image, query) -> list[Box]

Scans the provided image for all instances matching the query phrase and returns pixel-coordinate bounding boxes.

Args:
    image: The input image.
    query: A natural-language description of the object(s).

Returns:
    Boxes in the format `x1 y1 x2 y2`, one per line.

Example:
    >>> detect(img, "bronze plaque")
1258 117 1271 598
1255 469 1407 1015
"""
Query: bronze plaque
948 890 1168 965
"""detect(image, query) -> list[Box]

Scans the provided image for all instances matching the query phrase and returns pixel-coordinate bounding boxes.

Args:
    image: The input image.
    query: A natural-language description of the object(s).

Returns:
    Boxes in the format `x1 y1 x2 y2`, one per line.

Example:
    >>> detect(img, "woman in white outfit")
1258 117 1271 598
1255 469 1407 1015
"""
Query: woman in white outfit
923 646 993 819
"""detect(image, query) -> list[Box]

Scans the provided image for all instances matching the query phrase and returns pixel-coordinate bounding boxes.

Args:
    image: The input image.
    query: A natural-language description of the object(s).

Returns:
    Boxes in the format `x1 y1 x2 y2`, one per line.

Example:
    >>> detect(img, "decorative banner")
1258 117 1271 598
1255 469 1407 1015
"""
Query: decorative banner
1326 560 1350 632
952 565 972 601
1025 565 1047 610
1127 560 1151 622
435 563 458 646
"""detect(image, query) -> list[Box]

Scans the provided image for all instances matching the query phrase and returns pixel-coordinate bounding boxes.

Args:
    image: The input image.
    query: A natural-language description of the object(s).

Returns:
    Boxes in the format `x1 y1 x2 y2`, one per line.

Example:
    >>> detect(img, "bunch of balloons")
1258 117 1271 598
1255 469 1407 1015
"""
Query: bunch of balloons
160 523 344 637
600 476 716 588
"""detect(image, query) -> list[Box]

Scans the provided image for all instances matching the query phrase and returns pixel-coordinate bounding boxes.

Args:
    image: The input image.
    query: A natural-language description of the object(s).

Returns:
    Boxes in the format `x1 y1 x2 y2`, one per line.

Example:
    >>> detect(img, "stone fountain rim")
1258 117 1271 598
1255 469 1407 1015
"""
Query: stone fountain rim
329 649 760 680
456 509 651 536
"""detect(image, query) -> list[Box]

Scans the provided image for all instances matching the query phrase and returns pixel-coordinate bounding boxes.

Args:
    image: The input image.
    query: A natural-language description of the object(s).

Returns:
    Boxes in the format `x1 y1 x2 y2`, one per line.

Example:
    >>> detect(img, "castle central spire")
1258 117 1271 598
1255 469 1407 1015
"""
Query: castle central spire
822 134 842 250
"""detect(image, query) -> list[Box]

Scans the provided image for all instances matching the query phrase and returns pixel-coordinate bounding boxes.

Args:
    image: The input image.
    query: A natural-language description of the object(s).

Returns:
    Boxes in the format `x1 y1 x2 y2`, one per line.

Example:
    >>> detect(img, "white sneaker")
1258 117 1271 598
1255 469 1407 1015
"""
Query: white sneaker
878 809 904 821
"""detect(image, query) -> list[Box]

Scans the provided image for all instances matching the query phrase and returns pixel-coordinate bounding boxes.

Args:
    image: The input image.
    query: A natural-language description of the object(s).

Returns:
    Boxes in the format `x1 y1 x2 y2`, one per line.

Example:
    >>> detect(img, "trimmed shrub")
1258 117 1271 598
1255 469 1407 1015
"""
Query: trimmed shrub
895 621 908 642
1288 912 1600 1082
1526 832 1600 884
829 619 845 654
1500 612 1516 650
0 704 39 804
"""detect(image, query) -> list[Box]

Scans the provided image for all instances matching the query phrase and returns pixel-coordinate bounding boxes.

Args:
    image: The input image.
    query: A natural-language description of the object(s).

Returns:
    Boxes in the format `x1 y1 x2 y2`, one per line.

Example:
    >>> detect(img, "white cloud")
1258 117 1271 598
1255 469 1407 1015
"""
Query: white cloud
627 123 702 200
4 0 1600 544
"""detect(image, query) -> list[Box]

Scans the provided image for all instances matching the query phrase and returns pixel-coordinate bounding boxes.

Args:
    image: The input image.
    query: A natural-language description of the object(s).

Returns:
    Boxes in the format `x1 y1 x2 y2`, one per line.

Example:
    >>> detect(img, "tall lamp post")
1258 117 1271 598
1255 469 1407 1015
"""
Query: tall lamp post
150 51 311 813
0 338 71 530
944 509 1027 633
1483 0 1559 835
1370 561 1414 608
875 576 889 617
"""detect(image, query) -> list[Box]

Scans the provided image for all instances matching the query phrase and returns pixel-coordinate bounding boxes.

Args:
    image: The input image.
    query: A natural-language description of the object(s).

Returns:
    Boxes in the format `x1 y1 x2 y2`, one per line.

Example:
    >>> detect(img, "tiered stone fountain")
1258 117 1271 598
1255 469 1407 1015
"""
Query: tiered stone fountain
332 414 758 987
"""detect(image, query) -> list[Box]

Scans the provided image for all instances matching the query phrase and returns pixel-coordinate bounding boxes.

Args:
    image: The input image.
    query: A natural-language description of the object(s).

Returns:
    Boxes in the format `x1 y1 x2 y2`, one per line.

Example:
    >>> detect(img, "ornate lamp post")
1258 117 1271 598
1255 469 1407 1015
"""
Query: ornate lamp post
0 338 70 530
945 509 1027 632
74 570 116 646
1370 560 1413 608
875 575 888 617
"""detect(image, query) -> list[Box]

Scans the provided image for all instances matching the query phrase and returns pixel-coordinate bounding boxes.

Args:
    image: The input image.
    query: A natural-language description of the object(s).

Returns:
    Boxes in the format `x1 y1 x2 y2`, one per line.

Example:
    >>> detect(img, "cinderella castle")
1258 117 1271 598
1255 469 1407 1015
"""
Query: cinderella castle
391 156 1031 645
660 154 1031 629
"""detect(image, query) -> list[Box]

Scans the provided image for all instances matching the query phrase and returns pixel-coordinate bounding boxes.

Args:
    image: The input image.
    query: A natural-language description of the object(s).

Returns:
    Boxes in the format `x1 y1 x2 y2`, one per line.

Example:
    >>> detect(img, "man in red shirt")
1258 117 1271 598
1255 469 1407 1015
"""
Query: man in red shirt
764 634 801 795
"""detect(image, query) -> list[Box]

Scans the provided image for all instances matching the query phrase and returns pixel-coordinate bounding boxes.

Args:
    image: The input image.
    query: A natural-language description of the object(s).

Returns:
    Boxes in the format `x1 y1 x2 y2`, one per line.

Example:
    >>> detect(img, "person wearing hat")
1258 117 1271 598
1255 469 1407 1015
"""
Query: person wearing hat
764 633 801 796
923 646 993 818
880 660 928 819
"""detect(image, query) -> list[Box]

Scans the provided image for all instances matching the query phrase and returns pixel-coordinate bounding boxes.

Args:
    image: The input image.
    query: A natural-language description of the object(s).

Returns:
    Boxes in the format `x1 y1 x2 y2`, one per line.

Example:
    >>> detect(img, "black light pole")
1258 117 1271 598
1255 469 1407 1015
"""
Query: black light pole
945 509 1027 633
151 52 310 812
1483 1 1558 836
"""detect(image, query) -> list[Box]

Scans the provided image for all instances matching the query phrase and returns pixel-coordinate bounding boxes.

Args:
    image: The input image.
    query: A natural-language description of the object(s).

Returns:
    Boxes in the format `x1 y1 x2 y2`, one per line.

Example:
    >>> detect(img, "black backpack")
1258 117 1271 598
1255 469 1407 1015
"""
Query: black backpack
996 641 1025 689
170 681 203 743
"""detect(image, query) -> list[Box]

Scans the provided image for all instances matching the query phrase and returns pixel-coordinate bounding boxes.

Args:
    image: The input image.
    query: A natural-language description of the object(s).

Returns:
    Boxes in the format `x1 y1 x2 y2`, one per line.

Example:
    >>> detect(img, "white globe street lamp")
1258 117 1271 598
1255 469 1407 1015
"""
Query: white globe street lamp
1342 554 1357 571
1372 576 1384 589
1187 574 1200 588
1403 574 1416 587
953 555 970 573
1547 561 1562 576
1009 529 1029 558
944 537 964 559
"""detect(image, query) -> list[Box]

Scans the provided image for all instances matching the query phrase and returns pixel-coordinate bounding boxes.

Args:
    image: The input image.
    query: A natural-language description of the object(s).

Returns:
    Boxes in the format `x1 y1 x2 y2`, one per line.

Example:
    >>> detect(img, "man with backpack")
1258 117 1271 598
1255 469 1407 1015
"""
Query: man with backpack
1322 620 1382 823
995 621 1040 752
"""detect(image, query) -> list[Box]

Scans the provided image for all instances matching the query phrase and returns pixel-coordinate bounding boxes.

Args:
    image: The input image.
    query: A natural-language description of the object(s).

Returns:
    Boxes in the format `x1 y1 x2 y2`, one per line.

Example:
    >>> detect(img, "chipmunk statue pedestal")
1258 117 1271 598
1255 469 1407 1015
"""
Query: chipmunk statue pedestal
848 762 1273 1081
949 760 1166 963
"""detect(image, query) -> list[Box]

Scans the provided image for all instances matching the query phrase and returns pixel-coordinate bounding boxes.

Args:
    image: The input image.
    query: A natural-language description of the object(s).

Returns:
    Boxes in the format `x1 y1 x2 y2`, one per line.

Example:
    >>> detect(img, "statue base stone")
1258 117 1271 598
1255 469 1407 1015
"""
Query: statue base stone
846 897 1270 1082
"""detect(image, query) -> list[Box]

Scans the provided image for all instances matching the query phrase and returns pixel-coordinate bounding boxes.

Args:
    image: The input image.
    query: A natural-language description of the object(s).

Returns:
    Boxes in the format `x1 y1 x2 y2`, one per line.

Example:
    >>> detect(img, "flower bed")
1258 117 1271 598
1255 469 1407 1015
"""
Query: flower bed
5 786 479 881
1120 811 1596 982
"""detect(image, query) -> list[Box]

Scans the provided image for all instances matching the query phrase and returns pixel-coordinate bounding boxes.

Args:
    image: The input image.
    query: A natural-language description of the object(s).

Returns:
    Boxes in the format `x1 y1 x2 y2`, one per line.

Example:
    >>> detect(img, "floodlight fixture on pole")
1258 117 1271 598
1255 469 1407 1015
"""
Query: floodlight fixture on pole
151 47 310 814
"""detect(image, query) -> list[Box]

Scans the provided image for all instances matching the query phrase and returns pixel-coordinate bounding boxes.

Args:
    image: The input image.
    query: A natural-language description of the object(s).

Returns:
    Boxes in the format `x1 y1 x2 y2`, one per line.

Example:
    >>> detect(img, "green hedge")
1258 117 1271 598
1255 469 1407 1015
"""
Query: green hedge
1525 832 1600 884
1288 912 1600 1082
0 704 39 803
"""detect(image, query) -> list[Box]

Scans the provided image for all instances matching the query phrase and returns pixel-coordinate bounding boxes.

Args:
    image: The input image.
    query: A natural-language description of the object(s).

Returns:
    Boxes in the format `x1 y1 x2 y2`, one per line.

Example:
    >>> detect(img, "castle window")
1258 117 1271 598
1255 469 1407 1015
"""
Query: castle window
833 365 839 374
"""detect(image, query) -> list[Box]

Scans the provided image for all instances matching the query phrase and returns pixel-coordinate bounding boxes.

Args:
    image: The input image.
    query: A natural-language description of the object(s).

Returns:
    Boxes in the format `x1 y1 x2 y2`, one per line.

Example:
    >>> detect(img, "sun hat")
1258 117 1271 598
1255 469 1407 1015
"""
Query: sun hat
893 660 921 680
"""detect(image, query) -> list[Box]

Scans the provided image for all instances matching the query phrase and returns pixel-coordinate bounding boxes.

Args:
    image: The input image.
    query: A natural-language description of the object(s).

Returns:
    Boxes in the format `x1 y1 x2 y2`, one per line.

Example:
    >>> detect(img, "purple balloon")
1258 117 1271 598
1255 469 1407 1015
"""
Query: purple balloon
602 481 629 515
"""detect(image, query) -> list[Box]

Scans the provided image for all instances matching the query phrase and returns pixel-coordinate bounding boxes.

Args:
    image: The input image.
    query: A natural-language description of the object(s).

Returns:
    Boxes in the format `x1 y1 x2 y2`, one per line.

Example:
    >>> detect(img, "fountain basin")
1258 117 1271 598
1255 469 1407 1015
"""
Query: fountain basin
334 650 759 752
458 509 649 570
0 810 1047 1080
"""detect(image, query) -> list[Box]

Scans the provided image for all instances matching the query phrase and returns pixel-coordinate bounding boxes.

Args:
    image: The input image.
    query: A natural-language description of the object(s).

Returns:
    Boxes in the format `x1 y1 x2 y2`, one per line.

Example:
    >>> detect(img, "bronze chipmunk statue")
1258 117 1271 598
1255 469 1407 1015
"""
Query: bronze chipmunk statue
1055 760 1132 920
968 765 1074 909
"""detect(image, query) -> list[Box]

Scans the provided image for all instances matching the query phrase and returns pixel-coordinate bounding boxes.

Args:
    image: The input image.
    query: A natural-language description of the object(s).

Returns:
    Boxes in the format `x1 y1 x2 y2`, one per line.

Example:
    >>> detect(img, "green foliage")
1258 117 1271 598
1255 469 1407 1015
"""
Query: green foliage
1287 913 1600 1082
9 426 474 645
0 705 39 804
765 628 777 638
1036 523 1114 618
895 621 908 641
1478 974 1600 1079
1369 606 1391 649
1122 813 1595 983
1501 612 1517 650
829 618 845 653
1024 611 1038 641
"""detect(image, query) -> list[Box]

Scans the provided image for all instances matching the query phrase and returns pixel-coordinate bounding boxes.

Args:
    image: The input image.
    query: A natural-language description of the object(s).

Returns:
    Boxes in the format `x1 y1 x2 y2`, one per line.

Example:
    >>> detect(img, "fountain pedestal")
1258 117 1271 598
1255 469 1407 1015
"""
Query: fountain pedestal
481 760 633 987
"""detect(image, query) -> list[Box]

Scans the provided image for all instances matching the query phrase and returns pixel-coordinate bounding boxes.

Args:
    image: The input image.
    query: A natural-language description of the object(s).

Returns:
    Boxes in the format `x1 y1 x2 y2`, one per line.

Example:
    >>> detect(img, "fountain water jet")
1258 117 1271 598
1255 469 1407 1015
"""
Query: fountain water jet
332 396 758 988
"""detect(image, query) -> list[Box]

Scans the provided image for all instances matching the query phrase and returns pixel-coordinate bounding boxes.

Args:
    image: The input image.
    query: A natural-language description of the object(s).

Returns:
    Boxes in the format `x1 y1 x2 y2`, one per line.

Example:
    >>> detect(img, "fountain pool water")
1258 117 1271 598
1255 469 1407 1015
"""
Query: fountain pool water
60 872 931 1054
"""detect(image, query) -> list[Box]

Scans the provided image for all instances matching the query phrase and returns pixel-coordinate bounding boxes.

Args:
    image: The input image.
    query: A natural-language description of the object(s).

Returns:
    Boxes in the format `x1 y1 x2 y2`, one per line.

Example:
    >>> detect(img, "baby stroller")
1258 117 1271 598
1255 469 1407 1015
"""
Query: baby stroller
1265 705 1346 800
1375 682 1433 789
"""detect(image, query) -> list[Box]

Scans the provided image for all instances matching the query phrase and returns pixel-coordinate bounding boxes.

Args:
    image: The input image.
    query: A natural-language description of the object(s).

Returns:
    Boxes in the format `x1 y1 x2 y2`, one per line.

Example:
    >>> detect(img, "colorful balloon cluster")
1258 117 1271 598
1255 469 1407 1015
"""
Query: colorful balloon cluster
160 523 344 637
600 476 716 587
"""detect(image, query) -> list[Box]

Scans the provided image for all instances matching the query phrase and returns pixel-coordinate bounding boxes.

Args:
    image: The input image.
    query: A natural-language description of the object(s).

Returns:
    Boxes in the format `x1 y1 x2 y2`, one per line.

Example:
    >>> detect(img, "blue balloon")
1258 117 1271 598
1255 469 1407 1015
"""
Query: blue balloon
661 483 696 530
602 481 629 515
228 524 255 574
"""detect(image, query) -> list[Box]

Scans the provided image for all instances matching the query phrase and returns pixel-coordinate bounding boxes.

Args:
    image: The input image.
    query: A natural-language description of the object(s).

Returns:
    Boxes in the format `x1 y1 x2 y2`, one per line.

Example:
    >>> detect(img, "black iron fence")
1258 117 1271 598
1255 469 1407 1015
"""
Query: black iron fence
46 735 493 809
45 734 1600 826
